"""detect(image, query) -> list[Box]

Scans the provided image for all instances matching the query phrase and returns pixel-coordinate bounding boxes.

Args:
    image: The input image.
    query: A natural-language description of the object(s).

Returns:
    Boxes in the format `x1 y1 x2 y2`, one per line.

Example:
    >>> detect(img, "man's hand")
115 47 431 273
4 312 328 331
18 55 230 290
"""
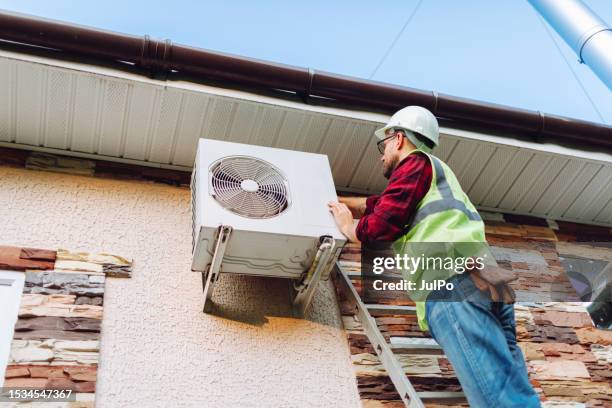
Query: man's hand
469 265 517 304
328 201 360 243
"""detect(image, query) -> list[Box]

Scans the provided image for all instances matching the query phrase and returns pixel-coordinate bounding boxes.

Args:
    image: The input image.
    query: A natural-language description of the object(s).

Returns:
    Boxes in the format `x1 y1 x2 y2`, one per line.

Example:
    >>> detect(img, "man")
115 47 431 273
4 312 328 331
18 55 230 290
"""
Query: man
328 106 540 408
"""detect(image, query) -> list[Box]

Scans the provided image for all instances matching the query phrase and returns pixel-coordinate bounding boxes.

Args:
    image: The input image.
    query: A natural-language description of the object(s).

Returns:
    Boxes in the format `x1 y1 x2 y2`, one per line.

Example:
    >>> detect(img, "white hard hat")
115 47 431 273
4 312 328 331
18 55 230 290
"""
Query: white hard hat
374 106 440 150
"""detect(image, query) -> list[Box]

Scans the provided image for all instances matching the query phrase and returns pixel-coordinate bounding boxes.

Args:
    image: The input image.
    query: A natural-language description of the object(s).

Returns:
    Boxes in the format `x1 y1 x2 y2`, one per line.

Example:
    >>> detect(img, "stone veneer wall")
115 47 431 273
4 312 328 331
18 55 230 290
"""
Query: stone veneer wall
336 215 612 408
1 245 132 408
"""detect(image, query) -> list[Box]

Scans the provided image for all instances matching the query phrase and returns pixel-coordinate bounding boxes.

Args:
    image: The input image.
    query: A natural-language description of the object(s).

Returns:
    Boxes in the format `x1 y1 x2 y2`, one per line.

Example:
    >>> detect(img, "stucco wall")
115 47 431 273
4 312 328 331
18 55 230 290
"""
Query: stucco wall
0 166 361 408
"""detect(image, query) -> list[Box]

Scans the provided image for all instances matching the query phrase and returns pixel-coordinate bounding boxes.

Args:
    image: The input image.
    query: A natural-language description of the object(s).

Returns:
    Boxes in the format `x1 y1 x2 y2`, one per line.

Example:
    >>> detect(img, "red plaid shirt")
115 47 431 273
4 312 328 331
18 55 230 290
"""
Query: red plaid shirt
356 153 432 246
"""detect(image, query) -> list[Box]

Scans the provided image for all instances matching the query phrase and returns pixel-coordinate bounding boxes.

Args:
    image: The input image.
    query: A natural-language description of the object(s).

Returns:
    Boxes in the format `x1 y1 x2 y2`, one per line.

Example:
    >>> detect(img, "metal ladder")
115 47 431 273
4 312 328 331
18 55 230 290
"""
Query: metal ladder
333 261 467 408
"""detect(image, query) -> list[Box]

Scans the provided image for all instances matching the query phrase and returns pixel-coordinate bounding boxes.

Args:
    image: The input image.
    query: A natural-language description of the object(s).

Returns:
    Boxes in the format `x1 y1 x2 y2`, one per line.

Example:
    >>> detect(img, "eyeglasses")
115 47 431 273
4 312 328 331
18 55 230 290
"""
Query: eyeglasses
376 135 394 154
377 130 405 154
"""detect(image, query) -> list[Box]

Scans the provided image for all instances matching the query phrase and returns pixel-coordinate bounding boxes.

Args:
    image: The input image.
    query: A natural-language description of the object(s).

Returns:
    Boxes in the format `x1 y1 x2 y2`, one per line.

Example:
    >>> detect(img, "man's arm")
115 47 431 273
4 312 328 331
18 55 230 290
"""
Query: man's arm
355 155 432 246
338 196 368 218
330 154 431 245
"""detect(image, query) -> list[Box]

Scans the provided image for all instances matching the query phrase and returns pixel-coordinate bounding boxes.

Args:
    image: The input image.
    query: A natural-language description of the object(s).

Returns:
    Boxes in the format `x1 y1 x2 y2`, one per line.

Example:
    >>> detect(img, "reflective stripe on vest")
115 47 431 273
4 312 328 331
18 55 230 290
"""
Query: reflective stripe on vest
408 157 482 228
393 152 488 332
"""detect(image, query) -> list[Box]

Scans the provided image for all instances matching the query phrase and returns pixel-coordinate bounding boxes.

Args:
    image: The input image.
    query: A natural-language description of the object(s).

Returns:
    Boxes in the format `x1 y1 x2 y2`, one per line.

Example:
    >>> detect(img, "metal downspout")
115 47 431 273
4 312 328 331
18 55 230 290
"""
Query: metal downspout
528 0 612 90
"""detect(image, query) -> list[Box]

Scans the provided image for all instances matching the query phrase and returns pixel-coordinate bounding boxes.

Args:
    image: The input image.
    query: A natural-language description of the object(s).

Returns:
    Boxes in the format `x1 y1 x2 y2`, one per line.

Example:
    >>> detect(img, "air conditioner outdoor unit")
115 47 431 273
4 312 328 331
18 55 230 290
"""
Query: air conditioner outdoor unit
191 138 346 314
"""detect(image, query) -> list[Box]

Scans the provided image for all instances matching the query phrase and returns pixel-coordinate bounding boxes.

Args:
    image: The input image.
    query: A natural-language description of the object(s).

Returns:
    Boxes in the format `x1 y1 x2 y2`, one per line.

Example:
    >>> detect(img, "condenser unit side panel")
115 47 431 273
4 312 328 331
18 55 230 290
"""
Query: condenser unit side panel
289 153 346 242
191 145 205 253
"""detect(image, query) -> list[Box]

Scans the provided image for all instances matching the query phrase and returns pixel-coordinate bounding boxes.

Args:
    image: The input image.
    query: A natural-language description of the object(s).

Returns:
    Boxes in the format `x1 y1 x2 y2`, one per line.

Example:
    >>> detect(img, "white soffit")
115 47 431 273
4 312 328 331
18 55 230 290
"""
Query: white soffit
0 50 611 227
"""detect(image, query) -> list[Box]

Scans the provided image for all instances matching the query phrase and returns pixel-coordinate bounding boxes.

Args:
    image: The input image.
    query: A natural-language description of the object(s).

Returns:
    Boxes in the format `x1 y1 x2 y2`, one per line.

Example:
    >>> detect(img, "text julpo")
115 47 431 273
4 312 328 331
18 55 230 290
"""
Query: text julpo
370 254 486 291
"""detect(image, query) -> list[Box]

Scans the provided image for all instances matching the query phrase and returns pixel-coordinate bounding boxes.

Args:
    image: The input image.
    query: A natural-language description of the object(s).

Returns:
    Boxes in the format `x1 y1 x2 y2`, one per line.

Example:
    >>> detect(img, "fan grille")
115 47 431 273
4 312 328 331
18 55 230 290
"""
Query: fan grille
209 156 289 219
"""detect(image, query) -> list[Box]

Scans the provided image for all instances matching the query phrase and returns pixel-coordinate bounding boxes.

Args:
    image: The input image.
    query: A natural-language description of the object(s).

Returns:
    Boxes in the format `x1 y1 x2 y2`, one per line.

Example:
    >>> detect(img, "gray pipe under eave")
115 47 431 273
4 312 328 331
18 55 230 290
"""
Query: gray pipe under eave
0 10 611 149
528 0 612 90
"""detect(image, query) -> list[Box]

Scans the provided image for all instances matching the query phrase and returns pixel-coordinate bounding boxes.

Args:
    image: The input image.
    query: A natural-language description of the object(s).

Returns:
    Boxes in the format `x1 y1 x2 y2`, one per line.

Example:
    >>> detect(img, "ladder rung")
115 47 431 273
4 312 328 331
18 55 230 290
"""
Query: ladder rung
366 304 417 315
416 391 466 403
391 344 444 355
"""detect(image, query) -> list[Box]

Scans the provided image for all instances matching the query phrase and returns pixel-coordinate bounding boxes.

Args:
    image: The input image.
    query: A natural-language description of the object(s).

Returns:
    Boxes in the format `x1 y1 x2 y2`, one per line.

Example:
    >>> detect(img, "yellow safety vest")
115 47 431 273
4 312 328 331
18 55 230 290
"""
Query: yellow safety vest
392 150 495 331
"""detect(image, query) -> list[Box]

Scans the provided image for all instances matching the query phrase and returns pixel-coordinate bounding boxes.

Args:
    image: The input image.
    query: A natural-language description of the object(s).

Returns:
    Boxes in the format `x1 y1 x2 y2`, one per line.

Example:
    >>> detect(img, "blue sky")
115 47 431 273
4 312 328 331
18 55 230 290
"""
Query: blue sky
1 0 610 125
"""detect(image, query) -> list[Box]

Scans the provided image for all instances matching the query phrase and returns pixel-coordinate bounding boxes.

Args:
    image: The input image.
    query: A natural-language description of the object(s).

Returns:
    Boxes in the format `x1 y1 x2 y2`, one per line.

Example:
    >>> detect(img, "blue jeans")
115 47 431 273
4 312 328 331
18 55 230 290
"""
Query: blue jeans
425 273 541 408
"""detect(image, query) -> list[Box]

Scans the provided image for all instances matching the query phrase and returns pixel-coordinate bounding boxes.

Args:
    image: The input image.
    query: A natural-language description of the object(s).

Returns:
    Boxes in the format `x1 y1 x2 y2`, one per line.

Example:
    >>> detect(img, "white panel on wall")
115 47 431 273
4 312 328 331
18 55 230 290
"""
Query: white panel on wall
0 59 14 142
531 160 584 215
459 142 497 197
327 122 371 188
583 176 612 223
226 102 259 145
434 135 459 162
445 139 481 187
547 163 601 219
171 93 209 167
71 75 100 153
97 80 129 156
498 153 553 211
44 70 73 150
466 146 513 205
481 149 533 208
348 133 385 193
345 124 379 190
317 118 349 185
294 115 331 154
482 150 534 207
566 168 612 221
201 98 234 141
594 197 612 224
149 89 183 163
123 84 158 161
275 110 307 151
15 63 43 146
249 105 285 146
513 156 568 213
